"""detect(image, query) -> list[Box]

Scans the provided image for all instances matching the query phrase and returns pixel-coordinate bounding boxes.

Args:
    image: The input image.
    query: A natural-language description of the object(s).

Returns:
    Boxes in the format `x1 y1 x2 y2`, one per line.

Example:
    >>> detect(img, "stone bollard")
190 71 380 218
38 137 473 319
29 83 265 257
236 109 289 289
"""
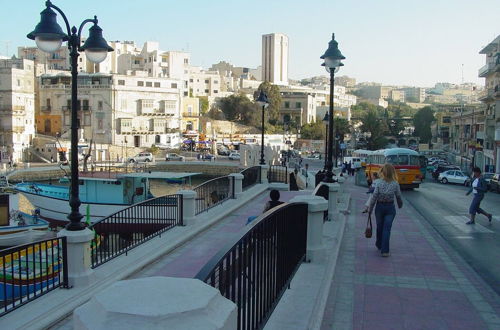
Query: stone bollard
73 277 237 330
321 182 340 222
57 228 95 288
229 173 244 198
337 176 345 194
290 195 328 262
260 165 268 184
178 190 196 226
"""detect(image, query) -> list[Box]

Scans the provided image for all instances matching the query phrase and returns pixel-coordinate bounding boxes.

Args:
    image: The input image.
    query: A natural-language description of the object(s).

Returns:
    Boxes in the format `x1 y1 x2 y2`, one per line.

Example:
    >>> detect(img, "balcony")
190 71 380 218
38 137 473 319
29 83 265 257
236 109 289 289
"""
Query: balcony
182 112 199 117
478 88 496 102
476 131 485 140
62 105 91 111
12 126 24 133
478 62 495 77
41 105 51 112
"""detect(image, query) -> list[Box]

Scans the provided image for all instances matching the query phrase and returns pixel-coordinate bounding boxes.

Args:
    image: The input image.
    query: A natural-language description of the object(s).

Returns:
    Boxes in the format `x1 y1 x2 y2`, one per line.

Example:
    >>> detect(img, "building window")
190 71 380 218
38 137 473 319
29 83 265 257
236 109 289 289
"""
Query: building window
285 102 290 108
189 79 193 82
154 82 160 88
171 83 178 88
214 90 218 94
296 102 302 108
205 80 209 83
118 80 125 85
204 89 209 93
98 101 103 110
98 119 103 129
146 81 152 87
137 81 144 87
214 80 219 84
142 100 154 108
184 58 189 64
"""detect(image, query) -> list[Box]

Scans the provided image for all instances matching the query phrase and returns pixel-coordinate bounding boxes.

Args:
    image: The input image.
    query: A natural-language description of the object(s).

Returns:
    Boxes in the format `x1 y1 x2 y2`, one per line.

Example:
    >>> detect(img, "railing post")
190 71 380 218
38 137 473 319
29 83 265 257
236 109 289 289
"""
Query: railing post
179 190 196 226
260 165 268 184
228 173 244 198
289 196 328 262
57 228 95 287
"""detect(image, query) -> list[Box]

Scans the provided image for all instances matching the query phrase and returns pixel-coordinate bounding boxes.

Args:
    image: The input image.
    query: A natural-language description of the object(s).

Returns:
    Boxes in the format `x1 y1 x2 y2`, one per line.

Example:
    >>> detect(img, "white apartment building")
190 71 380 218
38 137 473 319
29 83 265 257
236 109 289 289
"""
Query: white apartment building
262 33 289 86
38 72 183 158
188 67 222 98
0 58 35 163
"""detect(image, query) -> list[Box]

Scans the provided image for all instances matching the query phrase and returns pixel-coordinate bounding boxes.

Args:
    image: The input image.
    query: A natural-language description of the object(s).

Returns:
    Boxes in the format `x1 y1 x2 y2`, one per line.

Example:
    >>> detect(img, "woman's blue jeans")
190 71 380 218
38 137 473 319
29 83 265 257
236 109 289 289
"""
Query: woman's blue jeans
375 203 396 254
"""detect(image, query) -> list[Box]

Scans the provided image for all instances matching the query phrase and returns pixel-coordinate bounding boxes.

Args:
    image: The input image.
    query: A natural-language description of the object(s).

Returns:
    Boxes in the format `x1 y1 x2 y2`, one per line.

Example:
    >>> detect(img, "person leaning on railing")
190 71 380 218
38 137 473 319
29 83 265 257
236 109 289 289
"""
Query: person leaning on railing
246 190 283 225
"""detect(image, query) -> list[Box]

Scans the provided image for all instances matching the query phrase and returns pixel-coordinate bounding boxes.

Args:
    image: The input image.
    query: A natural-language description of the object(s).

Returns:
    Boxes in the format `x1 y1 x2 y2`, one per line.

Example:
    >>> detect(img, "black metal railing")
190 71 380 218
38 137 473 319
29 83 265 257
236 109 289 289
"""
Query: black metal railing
268 165 288 184
194 176 233 215
241 166 261 190
0 237 68 317
90 194 182 268
195 203 308 330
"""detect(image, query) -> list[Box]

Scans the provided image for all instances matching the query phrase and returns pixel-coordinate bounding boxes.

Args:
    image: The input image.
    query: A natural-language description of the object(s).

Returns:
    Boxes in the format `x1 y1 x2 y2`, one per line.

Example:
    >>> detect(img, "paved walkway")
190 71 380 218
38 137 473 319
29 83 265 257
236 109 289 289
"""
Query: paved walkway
131 189 309 279
321 178 500 329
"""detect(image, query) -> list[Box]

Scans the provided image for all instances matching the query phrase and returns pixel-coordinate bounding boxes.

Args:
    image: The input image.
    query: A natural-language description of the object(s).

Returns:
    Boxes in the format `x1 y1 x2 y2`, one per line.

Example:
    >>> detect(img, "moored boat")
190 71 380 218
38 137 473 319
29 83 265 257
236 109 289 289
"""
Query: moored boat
15 171 199 227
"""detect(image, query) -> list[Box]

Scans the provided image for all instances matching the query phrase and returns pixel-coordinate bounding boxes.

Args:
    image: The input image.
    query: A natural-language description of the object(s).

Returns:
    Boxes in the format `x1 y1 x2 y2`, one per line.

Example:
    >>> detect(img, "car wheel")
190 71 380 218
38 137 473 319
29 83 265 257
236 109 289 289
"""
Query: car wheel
145 159 151 162
129 159 135 163
441 178 448 184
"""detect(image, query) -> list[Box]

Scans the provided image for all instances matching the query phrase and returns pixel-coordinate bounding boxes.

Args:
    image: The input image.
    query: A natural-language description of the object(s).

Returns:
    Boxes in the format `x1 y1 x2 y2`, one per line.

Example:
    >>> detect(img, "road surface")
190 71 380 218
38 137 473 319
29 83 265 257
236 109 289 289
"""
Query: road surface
404 179 500 294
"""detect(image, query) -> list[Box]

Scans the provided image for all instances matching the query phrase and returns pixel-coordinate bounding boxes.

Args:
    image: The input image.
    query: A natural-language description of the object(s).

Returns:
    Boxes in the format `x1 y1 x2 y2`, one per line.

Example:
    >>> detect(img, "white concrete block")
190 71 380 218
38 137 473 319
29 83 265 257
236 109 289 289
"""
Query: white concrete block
73 277 237 330
178 190 196 225
229 173 244 199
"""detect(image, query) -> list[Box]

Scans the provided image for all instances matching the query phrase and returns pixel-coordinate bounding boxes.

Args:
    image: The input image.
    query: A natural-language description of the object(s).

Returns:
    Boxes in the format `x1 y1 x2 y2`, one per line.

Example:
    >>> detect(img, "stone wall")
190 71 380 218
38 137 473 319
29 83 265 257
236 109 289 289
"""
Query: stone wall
152 163 240 176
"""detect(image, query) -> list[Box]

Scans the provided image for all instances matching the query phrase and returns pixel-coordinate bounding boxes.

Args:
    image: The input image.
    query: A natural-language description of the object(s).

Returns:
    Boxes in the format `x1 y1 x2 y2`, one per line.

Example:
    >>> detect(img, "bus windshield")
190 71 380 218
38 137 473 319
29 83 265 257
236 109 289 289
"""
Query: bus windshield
385 154 419 166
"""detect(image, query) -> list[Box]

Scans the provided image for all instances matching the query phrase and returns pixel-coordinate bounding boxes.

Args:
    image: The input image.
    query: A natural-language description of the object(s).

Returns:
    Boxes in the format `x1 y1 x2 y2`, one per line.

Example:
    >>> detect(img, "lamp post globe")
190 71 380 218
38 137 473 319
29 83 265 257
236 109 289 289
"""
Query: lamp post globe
320 33 345 183
28 0 113 231
256 90 269 165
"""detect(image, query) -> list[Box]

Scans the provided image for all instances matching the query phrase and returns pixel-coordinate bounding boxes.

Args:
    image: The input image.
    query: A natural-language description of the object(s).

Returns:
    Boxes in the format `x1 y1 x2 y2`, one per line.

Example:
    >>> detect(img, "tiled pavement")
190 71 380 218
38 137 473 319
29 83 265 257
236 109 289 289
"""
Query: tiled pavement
131 189 309 279
321 177 500 329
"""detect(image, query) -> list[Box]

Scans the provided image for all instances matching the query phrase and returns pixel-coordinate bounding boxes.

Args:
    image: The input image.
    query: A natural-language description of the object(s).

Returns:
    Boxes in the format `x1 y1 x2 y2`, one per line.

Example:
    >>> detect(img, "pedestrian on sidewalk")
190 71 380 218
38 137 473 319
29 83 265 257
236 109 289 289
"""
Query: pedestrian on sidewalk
465 167 492 225
368 164 403 257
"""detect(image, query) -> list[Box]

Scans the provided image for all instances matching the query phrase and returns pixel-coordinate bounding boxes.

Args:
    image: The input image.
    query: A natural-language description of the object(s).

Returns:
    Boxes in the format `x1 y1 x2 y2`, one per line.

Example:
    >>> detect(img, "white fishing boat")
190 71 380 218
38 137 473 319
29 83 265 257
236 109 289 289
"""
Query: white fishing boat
0 191 50 247
15 171 199 227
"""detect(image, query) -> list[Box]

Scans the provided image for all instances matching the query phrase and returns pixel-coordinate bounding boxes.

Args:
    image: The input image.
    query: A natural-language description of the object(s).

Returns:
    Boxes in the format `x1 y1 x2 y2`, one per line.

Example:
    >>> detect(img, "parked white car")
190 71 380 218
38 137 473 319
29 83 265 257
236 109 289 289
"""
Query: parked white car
438 170 469 185
128 152 154 163
228 152 240 160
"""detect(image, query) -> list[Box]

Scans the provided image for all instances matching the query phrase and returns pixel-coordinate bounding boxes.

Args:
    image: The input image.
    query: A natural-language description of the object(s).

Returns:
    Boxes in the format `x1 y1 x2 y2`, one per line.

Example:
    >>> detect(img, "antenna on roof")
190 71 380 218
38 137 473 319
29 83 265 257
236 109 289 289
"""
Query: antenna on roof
461 63 464 85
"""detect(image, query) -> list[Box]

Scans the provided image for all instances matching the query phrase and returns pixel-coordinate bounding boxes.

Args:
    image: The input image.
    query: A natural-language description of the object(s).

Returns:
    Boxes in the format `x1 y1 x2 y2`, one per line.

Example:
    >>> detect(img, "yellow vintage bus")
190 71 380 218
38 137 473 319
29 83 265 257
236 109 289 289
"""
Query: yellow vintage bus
365 148 423 189
352 149 373 167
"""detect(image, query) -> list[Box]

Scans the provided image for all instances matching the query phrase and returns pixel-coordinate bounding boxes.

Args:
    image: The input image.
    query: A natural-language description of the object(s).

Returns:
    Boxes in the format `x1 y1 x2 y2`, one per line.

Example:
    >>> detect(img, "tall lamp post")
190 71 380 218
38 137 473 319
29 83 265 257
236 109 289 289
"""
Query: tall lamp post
256 90 269 165
28 1 113 231
322 113 329 169
321 34 345 182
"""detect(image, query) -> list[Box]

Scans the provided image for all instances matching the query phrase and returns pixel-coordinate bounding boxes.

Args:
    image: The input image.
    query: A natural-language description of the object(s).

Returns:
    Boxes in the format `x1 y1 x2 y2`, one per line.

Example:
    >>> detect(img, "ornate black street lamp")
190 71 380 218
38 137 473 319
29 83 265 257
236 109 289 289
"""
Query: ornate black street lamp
322 113 329 170
320 34 345 182
28 1 113 231
256 90 269 165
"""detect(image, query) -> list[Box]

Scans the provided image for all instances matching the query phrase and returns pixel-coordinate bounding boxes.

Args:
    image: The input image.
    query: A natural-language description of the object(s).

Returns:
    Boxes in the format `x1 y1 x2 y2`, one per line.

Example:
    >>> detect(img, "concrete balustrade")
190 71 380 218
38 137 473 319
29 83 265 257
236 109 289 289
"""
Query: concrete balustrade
73 277 237 330
290 195 328 262
320 182 340 222
178 190 196 226
229 173 244 198
337 176 345 193
57 228 95 288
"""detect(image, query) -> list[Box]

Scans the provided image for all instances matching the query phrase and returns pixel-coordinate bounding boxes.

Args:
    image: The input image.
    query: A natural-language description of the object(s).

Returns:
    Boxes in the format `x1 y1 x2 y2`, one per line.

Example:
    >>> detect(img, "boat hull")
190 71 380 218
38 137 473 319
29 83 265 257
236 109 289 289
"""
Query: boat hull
17 192 127 226
0 228 49 247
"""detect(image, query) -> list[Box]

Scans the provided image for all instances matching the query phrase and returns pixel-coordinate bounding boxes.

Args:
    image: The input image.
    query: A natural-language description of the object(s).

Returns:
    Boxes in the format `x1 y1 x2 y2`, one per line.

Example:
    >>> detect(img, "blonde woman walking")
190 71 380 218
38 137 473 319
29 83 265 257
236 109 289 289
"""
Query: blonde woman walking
368 164 403 257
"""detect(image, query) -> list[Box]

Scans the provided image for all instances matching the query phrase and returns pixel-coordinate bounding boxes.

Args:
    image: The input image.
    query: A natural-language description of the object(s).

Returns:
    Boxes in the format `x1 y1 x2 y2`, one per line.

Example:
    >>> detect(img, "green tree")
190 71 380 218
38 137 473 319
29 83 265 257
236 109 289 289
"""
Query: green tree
360 109 388 150
256 81 282 123
413 106 435 143
334 118 350 140
218 94 260 127
198 96 209 115
300 122 326 140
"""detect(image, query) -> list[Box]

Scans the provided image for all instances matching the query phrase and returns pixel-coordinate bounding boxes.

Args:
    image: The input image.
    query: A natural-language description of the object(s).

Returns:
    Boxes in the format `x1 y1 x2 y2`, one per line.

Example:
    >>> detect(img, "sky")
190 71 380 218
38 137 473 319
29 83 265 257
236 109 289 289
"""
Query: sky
0 0 499 87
